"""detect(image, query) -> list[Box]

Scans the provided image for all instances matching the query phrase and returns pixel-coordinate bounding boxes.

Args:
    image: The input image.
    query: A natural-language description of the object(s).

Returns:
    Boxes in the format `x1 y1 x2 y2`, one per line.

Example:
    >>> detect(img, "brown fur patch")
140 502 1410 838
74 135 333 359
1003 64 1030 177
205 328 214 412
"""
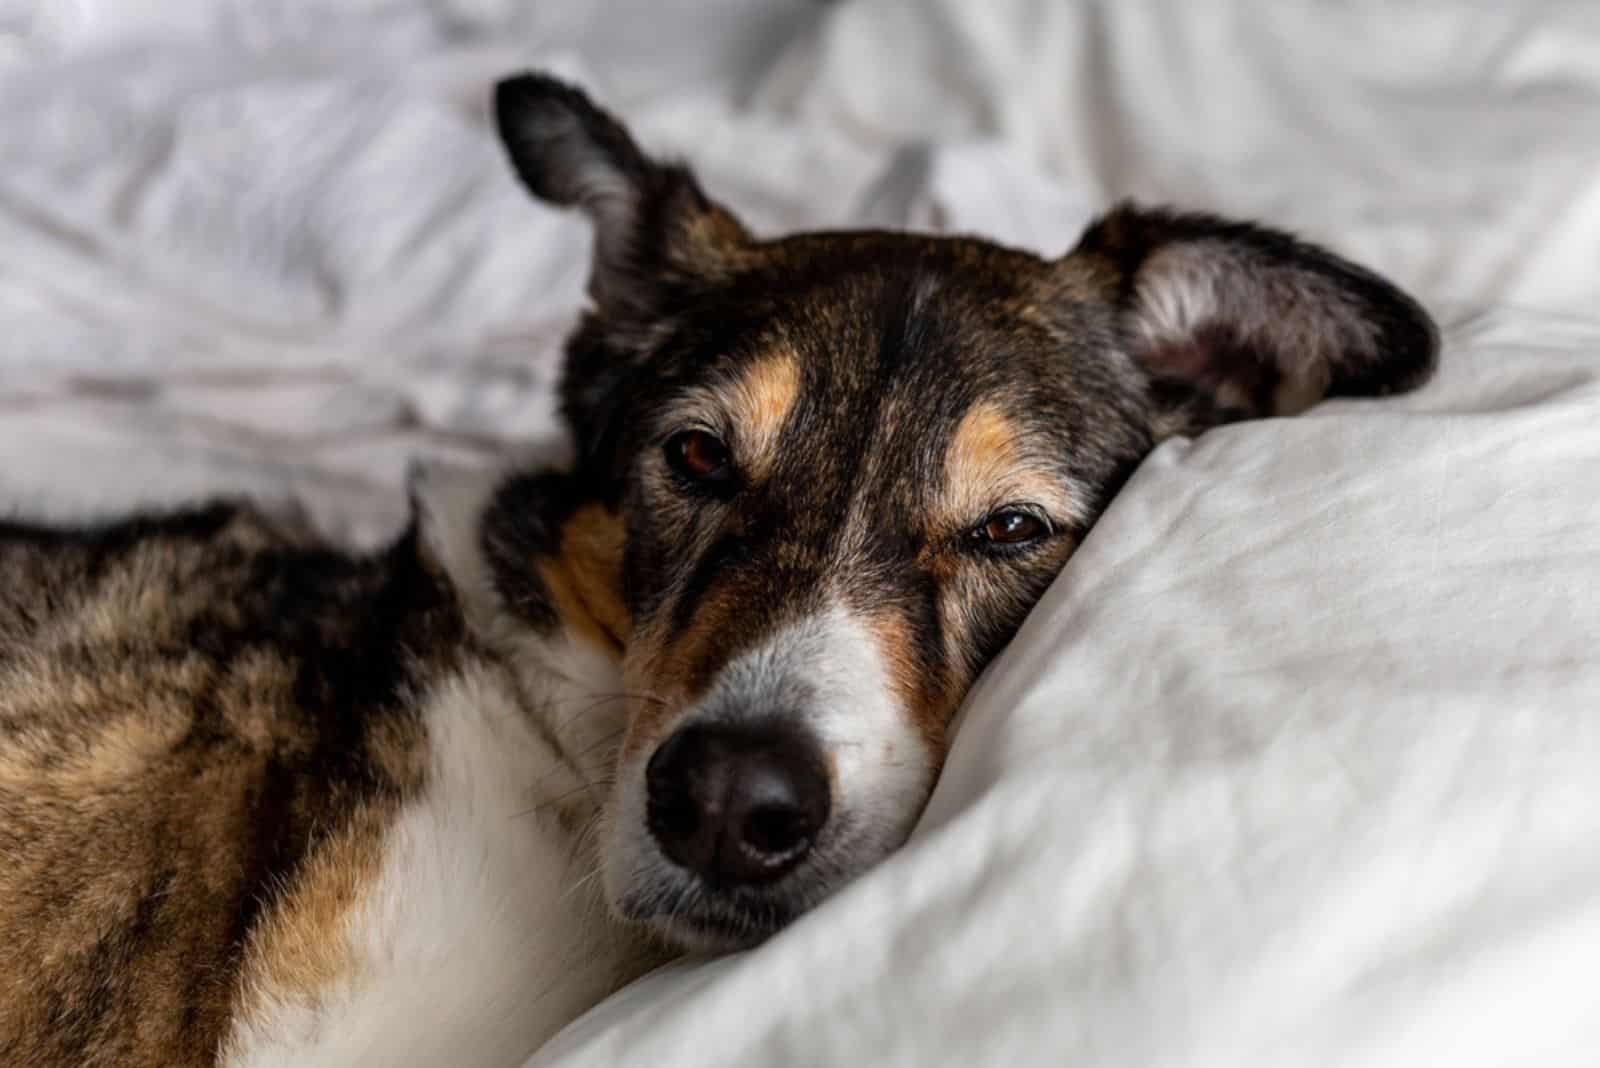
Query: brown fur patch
949 399 1017 491
862 608 949 758
232 805 389 1005
728 351 800 471
538 503 629 655
939 400 1022 527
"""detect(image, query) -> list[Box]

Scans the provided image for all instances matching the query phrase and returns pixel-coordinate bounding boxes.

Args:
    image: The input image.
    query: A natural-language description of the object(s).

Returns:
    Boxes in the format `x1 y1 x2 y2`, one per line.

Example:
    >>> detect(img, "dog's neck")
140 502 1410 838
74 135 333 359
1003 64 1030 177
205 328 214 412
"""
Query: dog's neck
412 458 633 801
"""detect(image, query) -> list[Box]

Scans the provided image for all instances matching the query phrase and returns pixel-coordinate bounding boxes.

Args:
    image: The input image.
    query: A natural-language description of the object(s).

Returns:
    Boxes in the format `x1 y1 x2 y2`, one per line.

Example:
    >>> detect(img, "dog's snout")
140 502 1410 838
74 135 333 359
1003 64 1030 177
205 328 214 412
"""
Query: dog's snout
645 722 830 887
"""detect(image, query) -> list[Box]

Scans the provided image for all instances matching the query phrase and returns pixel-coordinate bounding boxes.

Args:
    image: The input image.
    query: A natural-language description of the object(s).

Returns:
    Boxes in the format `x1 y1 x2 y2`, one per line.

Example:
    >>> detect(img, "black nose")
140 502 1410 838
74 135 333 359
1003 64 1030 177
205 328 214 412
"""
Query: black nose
645 722 831 887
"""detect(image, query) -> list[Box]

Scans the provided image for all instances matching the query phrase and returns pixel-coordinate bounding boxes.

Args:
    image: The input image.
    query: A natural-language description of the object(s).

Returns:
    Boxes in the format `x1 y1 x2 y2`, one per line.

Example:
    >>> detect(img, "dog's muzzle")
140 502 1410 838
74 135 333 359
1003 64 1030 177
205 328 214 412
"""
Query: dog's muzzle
608 604 936 949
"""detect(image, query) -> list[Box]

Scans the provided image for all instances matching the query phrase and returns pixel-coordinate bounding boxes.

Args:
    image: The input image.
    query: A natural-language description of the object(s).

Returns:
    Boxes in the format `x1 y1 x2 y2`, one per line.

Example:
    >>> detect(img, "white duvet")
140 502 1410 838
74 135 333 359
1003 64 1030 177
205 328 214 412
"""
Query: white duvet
2 2 1597 1065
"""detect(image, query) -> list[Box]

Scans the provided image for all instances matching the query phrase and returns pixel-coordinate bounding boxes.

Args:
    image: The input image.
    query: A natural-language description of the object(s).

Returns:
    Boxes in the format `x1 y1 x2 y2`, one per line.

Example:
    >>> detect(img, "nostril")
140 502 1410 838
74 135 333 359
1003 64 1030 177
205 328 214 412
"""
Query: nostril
742 803 814 861
730 749 828 865
645 726 713 867
647 785 700 840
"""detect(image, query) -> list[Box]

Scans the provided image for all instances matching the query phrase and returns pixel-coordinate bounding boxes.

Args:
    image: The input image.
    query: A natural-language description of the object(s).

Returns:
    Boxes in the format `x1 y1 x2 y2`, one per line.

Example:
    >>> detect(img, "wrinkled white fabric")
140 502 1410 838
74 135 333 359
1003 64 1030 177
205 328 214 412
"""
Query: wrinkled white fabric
1 2 1597 1065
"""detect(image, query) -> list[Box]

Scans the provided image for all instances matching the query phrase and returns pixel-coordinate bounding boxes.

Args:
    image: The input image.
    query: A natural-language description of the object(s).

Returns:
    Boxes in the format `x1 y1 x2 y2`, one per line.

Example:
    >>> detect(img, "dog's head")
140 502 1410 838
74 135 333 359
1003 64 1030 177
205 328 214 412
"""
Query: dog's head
490 74 1437 949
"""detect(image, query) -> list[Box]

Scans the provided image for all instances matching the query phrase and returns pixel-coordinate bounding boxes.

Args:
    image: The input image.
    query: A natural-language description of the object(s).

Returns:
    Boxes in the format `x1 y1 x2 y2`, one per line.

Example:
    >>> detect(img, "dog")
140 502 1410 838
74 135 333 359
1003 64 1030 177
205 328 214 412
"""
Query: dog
0 73 1437 1067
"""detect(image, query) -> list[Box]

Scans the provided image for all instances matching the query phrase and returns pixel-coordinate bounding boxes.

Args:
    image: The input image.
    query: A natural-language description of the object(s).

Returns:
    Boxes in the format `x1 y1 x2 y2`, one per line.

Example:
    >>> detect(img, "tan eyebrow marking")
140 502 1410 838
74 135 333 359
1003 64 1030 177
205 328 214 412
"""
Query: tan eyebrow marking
949 401 1017 478
723 350 800 477
940 400 1023 524
938 400 1087 532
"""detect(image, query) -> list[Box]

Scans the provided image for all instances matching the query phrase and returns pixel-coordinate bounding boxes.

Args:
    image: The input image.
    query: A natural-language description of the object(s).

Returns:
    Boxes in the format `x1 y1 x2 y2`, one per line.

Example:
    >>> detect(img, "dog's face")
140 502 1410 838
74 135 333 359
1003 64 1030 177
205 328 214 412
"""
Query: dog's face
492 75 1437 949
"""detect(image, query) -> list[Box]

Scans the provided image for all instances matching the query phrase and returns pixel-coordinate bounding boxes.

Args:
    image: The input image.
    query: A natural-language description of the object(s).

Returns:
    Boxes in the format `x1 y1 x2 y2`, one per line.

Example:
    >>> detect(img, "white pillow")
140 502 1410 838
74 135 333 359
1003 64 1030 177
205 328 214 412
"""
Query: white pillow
532 307 1600 1067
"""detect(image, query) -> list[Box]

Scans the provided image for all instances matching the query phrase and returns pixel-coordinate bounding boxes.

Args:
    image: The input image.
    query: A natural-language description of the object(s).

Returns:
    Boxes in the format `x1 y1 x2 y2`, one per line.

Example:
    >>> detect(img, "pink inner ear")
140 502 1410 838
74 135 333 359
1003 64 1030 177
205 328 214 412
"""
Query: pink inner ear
1127 242 1273 391
1138 320 1276 403
1141 334 1214 381
1091 206 1436 422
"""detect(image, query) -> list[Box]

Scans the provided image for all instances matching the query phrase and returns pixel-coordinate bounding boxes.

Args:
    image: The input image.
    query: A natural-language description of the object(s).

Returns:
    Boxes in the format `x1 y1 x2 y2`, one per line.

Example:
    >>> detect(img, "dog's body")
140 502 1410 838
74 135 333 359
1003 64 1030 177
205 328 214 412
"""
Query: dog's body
0 486 662 1066
0 74 1438 1067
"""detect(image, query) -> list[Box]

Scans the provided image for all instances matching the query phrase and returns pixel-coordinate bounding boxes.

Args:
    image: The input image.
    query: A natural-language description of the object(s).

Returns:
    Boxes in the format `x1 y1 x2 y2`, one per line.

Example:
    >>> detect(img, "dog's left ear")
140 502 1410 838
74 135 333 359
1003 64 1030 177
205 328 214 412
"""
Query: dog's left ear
1068 203 1438 437
494 73 750 316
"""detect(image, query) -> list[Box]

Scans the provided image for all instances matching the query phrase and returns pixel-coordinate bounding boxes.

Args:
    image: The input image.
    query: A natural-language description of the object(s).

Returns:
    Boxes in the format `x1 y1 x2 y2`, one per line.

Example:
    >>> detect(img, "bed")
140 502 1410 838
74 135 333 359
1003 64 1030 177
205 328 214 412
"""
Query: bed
3 2 1597 1065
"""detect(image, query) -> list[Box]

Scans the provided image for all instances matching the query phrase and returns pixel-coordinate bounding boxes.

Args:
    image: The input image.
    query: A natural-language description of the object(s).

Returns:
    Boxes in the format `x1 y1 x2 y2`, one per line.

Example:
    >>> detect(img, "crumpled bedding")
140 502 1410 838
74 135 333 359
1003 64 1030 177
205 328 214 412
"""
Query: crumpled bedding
2 2 1597 1065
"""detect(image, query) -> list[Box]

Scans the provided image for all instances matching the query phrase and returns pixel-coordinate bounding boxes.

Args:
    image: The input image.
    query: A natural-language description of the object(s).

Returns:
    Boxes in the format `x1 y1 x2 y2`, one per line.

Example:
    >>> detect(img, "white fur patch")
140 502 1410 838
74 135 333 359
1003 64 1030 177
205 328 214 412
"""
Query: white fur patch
798 604 937 846
223 651 653 1066
1134 244 1225 354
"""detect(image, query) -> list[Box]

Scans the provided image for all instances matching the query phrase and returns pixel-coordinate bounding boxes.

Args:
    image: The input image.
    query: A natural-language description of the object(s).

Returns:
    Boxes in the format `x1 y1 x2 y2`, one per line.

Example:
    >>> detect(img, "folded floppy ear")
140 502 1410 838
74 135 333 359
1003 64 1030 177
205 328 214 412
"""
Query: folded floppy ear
1070 203 1438 436
494 73 750 315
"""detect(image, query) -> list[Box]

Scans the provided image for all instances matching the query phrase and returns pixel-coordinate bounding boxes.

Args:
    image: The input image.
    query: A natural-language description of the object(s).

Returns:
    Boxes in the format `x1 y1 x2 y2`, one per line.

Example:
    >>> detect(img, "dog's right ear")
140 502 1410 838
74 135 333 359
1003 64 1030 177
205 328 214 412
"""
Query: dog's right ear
494 73 750 316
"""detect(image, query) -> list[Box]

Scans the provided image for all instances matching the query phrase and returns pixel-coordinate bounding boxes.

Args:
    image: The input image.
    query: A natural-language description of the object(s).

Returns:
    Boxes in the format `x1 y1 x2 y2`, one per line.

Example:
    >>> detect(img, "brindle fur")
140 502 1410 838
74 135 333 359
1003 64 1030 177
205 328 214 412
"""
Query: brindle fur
0 72 1438 1064
0 504 468 1066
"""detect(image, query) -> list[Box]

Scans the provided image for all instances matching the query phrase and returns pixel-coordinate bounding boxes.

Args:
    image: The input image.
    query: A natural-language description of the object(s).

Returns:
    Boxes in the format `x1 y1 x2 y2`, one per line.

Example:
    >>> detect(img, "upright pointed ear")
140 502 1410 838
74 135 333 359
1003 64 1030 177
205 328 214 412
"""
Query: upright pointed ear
493 73 750 315
1069 203 1439 436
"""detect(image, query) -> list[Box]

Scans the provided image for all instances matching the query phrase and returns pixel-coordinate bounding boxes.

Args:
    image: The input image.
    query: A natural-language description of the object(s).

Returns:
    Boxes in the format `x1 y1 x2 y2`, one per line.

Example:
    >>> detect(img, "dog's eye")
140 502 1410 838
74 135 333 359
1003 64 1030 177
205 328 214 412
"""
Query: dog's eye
665 430 734 486
969 509 1049 549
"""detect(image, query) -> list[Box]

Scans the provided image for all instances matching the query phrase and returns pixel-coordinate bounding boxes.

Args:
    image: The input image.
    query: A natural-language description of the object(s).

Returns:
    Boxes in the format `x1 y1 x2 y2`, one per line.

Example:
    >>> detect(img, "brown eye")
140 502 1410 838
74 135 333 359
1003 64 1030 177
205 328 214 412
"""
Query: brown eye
973 509 1049 548
665 430 734 485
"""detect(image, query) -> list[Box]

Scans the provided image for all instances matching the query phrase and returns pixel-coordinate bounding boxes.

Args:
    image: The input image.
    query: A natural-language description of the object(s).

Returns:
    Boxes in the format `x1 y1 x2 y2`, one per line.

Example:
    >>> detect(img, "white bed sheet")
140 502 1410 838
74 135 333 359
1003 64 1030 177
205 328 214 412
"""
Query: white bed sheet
2 2 1598 1065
